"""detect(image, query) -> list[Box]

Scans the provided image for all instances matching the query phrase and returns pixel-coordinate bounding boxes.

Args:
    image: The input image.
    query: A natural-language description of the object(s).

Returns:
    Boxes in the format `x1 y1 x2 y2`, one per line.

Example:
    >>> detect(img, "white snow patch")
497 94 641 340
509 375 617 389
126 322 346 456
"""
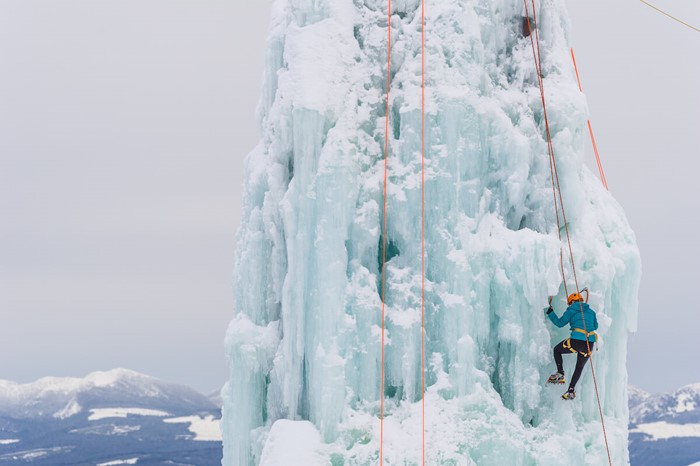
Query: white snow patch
112 424 140 435
96 458 138 466
259 420 325 466
15 450 48 460
88 408 169 420
0 447 71 461
53 398 81 419
163 415 221 441
0 439 19 445
631 421 700 440
674 392 697 413
70 423 140 436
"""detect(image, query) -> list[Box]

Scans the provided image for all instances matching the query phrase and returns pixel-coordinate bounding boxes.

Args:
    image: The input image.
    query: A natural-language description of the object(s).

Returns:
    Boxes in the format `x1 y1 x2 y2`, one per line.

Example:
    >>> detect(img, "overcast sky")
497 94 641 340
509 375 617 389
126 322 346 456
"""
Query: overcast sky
0 1 698 394
0 0 269 394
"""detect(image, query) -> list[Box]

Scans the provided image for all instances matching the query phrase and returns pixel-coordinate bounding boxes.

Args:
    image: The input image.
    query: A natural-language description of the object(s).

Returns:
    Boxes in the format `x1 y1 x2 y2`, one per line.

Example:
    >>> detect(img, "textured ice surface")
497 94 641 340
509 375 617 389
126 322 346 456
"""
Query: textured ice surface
223 0 641 464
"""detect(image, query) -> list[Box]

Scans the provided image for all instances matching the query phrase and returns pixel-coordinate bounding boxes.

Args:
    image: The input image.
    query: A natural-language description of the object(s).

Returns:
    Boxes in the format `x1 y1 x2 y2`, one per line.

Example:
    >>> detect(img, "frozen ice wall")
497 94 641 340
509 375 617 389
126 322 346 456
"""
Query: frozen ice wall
222 0 641 464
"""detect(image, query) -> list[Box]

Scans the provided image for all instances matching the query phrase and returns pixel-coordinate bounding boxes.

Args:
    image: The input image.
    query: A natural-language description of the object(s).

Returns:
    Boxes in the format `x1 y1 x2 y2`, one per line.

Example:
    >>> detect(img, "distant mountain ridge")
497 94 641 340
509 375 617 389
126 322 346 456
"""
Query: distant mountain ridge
629 384 700 425
628 383 700 466
0 369 221 466
0 368 217 420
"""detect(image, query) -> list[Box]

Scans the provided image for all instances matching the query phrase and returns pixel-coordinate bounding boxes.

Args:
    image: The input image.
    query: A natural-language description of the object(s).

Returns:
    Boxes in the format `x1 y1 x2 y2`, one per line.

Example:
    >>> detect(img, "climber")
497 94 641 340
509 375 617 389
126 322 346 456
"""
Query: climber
545 291 599 400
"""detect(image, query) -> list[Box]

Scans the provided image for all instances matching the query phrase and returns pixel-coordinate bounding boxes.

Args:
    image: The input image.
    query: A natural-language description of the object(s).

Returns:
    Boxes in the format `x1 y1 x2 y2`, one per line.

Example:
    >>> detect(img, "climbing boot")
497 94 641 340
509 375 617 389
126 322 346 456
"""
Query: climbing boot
547 372 565 385
562 388 576 400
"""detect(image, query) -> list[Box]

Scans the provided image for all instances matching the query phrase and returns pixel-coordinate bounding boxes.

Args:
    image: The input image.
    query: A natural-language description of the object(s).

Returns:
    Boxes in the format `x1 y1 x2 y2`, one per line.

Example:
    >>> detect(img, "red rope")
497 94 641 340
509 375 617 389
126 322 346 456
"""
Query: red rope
570 48 609 190
380 1 391 463
524 1 613 464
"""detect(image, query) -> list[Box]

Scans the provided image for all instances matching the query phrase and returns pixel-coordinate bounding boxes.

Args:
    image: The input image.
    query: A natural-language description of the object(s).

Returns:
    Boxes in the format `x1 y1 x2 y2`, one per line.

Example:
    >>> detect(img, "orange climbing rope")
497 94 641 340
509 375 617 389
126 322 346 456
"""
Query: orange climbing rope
523 2 569 297
421 1 426 465
531 3 576 293
524 1 613 464
570 48 609 190
381 2 426 463
379 0 391 464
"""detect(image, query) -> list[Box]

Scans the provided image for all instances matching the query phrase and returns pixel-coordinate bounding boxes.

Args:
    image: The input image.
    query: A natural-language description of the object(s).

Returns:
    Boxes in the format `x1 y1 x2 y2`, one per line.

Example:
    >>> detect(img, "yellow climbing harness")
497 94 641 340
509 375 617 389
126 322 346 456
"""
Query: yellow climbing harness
571 327 598 342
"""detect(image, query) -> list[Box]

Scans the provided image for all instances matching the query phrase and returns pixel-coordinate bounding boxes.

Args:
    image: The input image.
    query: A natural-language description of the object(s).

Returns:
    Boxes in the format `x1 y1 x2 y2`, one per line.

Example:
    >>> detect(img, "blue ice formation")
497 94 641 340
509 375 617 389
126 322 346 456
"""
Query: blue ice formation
223 1 641 464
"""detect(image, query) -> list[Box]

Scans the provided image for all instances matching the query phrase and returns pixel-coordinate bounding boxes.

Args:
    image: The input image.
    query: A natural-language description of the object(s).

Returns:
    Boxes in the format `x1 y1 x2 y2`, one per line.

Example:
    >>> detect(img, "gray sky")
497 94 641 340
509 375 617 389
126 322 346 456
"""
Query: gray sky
0 0 270 394
0 0 698 394
565 0 700 393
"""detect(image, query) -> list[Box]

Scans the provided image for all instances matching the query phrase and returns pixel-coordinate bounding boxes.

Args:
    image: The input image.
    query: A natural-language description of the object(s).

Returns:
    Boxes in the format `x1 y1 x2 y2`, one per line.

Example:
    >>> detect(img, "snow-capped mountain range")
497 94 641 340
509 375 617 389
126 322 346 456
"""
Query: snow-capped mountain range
0 369 221 465
628 384 700 466
1 368 697 465
0 368 215 420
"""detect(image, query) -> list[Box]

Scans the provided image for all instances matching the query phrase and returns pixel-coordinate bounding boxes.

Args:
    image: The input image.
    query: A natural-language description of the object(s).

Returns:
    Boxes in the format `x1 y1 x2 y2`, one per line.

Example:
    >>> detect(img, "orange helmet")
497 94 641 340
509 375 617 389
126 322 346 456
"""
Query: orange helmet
567 292 584 305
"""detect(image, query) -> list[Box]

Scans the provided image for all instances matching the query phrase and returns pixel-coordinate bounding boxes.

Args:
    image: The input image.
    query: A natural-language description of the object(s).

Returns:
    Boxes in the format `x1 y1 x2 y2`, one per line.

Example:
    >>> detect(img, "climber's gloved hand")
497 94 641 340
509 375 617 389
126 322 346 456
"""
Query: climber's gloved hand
544 306 554 315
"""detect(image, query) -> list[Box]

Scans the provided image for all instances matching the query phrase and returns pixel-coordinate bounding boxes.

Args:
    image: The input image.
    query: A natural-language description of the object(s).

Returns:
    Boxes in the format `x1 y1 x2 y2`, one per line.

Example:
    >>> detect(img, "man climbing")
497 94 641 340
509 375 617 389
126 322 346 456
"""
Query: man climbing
545 291 598 400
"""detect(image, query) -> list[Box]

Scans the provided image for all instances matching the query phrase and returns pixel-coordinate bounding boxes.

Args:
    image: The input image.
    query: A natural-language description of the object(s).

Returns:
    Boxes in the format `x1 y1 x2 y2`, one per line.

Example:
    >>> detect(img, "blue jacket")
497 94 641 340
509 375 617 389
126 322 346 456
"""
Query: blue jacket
548 302 598 342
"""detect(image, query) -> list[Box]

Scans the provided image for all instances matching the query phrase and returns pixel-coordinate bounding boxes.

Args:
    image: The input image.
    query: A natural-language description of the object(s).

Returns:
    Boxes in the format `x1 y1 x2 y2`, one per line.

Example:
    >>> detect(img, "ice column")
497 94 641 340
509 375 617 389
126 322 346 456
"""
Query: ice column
223 0 641 464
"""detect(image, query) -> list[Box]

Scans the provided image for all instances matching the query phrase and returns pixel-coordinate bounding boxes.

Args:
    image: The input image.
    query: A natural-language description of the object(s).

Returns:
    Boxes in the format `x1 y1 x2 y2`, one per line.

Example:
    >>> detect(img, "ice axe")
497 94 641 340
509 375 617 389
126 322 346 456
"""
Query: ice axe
580 287 589 303
546 295 554 313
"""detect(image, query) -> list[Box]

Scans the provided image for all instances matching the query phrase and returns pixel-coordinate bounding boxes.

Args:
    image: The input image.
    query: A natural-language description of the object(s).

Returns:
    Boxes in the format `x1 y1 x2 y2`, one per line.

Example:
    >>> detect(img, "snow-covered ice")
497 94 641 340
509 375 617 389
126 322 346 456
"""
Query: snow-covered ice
223 0 641 464
259 420 326 466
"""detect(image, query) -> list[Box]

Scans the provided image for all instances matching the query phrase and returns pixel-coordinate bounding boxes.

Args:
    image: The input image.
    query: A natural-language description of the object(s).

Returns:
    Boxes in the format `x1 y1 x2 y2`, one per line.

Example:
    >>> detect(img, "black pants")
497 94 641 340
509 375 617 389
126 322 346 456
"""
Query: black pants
554 338 595 390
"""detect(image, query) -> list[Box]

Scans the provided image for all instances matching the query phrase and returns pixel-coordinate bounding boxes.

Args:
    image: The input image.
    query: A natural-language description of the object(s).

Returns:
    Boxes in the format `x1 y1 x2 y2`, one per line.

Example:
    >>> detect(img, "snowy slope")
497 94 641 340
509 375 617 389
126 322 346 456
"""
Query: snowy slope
628 384 700 466
0 369 221 466
223 0 641 465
